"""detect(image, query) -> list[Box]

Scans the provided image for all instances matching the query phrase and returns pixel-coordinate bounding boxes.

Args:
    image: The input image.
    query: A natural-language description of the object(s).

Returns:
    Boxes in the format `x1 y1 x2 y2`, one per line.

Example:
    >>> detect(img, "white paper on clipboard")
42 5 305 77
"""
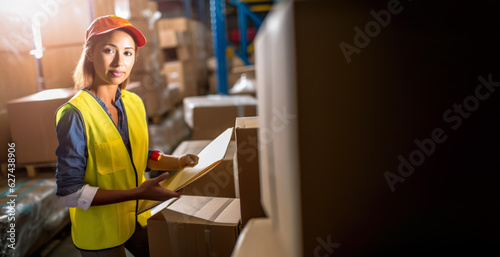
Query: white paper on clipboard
138 127 234 214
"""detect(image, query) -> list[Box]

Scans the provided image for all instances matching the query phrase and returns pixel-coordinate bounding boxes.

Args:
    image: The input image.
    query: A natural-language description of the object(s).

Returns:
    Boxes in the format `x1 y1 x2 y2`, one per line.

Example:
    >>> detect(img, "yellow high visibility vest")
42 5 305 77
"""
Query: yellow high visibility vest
55 90 151 250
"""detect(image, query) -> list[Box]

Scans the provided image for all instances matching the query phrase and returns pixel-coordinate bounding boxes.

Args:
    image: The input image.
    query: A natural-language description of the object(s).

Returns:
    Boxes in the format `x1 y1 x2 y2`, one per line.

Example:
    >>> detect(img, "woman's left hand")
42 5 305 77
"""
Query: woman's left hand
178 154 199 168
136 172 183 201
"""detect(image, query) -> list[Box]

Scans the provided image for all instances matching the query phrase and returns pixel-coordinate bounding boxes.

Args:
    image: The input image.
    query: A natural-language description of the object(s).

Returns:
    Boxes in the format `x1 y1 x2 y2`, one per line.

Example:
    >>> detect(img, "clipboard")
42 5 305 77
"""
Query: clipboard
137 127 234 214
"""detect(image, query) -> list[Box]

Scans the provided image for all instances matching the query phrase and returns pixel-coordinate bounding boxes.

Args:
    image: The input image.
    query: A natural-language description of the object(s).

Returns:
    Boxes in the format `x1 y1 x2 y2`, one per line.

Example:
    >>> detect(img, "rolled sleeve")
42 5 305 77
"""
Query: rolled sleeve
55 104 88 196
58 184 99 210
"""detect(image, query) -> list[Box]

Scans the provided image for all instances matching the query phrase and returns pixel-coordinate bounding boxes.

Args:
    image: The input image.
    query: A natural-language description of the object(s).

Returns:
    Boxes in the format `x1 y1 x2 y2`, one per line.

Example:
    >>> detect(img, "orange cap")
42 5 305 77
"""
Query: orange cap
86 15 146 49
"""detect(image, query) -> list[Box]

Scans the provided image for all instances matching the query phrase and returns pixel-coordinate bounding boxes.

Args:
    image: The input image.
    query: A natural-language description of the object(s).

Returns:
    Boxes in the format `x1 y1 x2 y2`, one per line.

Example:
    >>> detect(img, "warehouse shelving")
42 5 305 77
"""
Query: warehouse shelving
210 0 274 94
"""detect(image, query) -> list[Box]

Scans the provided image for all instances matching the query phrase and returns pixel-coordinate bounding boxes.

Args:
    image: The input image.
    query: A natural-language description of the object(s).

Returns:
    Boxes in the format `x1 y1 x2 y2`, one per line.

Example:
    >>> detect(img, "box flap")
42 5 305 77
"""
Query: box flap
161 196 239 226
236 116 259 129
214 198 241 225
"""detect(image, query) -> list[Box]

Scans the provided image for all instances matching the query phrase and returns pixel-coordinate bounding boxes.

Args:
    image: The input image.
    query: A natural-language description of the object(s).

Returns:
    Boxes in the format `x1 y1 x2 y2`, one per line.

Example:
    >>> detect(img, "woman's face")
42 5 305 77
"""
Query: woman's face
90 30 136 87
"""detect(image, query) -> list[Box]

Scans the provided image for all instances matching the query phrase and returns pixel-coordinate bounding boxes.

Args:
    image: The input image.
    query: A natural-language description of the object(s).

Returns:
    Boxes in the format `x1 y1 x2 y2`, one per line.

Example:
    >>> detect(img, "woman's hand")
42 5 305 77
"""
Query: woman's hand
178 154 199 168
136 172 183 201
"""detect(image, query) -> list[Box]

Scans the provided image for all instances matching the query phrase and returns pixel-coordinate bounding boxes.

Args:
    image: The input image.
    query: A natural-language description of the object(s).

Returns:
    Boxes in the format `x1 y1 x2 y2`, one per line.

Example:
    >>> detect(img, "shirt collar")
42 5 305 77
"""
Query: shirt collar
83 87 122 112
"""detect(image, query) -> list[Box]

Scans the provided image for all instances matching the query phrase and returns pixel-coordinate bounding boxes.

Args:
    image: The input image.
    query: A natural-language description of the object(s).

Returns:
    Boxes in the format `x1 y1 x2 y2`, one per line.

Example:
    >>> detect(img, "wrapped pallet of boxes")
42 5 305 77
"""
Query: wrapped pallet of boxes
6 88 76 164
162 61 197 98
130 17 163 74
157 17 209 94
127 79 171 118
183 95 257 140
172 140 237 198
0 178 69 257
158 29 191 48
168 83 182 106
147 195 241 257
149 108 190 155
234 117 266 227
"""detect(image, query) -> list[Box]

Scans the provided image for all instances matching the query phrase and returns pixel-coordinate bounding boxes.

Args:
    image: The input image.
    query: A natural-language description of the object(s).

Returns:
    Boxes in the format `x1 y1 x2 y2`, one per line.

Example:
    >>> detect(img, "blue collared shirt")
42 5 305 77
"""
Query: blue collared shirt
55 88 148 196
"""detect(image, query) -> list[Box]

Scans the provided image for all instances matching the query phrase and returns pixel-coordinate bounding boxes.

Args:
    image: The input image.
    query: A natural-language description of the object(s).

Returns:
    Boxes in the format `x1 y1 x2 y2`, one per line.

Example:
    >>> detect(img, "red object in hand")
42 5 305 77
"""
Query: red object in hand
150 150 162 161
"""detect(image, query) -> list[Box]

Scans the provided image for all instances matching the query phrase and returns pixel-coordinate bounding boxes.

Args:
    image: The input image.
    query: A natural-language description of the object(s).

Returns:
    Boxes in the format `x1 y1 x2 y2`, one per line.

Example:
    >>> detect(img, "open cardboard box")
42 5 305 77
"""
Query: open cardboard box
172 140 237 198
148 195 241 257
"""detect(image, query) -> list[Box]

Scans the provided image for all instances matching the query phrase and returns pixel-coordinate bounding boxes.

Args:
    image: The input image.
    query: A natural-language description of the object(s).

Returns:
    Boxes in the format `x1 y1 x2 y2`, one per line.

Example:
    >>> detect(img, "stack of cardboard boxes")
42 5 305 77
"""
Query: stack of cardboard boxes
124 1 173 118
157 17 210 98
183 94 258 140
0 0 169 165
148 116 269 257
6 88 76 164
207 55 256 96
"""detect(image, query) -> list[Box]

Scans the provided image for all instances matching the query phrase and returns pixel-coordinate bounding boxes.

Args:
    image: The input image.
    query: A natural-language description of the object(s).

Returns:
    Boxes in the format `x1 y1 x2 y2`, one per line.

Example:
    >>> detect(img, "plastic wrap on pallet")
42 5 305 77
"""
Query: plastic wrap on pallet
0 178 69 257
229 73 257 96
148 108 190 155
183 95 258 128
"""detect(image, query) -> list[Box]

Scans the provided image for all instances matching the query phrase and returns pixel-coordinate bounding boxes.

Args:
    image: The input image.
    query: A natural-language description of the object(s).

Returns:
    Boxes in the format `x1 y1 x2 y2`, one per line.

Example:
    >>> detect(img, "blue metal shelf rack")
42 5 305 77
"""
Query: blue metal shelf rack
210 0 274 94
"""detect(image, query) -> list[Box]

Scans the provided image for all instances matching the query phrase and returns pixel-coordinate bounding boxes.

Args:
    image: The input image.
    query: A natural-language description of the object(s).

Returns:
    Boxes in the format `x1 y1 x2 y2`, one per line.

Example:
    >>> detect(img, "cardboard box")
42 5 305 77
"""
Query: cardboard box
42 44 83 89
128 0 159 19
162 61 197 98
7 88 76 164
93 0 116 18
149 108 189 155
235 117 266 227
39 0 91 48
207 57 217 72
158 29 191 48
157 18 208 49
183 95 257 140
126 79 169 117
129 18 153 42
253 1 500 255
167 82 182 105
149 114 175 153
148 196 241 257
162 46 191 62
172 140 237 198
134 44 159 73
157 17 191 32
231 218 286 257
0 52 38 111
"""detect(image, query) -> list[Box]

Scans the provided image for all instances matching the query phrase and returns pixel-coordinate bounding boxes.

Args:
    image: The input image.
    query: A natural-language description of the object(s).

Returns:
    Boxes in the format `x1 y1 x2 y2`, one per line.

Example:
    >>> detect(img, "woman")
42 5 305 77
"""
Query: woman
54 15 198 257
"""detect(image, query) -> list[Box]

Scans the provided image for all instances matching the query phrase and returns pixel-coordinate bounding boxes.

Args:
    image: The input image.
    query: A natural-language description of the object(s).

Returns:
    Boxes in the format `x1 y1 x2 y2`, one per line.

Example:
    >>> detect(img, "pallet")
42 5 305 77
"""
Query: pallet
1 161 57 178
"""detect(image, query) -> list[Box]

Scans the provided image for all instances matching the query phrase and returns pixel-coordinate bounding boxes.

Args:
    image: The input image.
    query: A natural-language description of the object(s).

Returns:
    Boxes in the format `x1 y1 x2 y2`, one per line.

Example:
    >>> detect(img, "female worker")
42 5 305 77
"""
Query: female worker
54 15 198 257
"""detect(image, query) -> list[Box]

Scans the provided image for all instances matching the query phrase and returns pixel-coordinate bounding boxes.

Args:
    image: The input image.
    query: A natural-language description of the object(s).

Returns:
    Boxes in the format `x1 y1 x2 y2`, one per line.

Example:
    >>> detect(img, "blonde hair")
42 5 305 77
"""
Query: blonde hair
73 29 137 90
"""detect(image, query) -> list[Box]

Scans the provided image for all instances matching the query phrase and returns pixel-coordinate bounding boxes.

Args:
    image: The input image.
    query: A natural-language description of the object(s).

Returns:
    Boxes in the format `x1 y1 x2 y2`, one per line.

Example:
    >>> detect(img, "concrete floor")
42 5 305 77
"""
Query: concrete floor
44 234 134 257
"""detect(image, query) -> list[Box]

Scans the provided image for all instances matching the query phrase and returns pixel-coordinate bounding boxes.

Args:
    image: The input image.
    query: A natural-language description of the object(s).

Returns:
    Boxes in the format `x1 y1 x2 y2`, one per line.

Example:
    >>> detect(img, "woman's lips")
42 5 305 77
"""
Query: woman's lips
110 71 124 77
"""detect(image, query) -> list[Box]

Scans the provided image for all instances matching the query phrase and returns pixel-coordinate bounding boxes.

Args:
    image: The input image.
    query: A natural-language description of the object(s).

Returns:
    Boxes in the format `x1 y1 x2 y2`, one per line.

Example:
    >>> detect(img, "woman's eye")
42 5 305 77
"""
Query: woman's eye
124 51 133 56
104 48 115 54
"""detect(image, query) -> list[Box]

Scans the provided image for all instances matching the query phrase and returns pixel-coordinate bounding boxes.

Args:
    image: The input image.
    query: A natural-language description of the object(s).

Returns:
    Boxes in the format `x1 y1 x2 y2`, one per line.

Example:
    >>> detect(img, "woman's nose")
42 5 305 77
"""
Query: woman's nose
113 54 124 67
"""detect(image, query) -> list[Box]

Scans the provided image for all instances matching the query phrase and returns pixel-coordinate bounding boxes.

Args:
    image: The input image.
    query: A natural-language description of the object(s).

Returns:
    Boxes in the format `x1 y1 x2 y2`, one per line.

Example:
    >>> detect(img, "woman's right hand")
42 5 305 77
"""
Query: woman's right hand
136 172 183 201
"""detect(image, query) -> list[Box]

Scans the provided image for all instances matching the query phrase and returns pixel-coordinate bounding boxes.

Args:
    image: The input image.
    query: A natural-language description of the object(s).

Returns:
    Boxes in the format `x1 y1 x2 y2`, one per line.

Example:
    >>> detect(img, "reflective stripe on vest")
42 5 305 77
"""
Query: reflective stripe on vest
56 90 151 250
